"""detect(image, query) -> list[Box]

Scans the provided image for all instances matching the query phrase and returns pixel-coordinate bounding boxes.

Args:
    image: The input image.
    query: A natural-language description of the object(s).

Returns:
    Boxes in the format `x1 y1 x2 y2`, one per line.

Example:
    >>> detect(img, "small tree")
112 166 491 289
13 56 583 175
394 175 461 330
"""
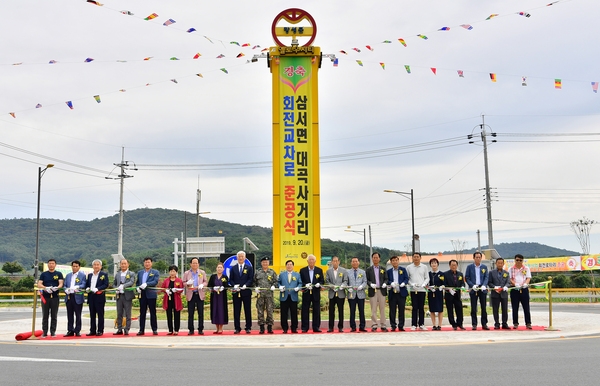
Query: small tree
571 217 596 288
2 261 24 275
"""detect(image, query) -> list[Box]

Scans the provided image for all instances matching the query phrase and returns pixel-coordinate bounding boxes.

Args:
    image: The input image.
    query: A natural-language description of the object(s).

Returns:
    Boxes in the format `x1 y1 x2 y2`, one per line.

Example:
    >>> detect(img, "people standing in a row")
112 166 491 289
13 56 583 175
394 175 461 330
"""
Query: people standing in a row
488 257 511 330
137 257 160 335
209 262 229 334
278 260 302 333
406 252 429 331
325 256 348 333
254 256 278 334
183 257 207 335
300 254 324 333
113 259 135 335
230 251 254 334
161 265 184 335
465 251 489 330
86 259 109 336
509 254 532 329
387 255 408 331
427 258 444 330
443 259 465 330
64 260 86 337
366 252 388 332
38 258 63 338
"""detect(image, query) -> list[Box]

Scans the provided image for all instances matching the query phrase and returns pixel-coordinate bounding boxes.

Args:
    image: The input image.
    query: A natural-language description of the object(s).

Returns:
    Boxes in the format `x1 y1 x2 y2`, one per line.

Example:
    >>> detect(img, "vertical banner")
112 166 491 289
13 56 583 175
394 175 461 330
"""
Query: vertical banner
270 9 322 272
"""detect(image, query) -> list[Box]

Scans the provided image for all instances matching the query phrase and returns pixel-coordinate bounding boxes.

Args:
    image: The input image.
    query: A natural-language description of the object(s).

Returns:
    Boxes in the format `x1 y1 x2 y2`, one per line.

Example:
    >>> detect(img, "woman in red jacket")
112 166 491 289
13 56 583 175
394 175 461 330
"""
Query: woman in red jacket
161 265 185 335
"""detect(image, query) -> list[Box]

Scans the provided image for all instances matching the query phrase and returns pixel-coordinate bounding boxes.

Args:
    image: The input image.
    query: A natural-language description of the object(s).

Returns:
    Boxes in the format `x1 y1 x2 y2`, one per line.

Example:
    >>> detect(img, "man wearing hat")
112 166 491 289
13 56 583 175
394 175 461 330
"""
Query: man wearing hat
253 256 278 334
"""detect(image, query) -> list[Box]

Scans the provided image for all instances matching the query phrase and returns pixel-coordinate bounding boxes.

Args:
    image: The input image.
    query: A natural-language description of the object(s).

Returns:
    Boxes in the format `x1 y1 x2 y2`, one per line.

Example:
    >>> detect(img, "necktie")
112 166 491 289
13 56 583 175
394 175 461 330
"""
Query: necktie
288 272 291 283
453 272 457 284
354 270 357 279
239 265 243 274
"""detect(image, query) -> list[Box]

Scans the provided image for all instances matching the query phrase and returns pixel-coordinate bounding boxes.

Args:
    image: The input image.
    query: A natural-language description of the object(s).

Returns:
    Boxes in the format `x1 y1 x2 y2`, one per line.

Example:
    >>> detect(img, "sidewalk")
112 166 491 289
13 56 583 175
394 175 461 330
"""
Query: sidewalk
2 307 598 347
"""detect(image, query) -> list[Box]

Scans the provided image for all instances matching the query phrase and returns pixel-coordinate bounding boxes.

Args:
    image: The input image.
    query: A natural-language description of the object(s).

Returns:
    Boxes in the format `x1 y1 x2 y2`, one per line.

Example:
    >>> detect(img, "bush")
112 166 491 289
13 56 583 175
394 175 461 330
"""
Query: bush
14 276 35 292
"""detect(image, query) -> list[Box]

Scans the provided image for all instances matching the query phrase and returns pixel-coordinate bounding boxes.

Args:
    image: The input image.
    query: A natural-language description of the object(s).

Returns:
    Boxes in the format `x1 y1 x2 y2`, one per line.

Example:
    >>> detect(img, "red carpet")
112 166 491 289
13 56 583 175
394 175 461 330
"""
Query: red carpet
15 330 43 341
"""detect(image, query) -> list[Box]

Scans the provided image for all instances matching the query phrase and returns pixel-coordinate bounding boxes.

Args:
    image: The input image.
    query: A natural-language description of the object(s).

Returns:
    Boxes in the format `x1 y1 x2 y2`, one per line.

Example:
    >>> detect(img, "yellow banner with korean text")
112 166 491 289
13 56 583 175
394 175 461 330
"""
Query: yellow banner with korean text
271 46 322 273
580 254 600 270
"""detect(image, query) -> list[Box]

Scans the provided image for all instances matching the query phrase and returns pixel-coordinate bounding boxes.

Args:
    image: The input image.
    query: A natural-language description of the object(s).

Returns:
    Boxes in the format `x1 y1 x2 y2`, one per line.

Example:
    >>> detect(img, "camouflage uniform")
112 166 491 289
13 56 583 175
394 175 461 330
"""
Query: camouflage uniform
254 268 278 327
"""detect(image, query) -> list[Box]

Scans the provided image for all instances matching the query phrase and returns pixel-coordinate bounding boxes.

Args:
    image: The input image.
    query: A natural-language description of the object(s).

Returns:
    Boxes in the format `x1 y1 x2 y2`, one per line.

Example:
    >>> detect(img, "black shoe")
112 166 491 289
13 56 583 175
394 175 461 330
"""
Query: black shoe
188 331 194 335
75 333 81 337
198 330 204 335
51 333 56 337
359 328 368 332
526 324 532 330
113 330 123 335
301 330 308 333
458 326 466 330
513 324 519 330
502 324 510 330
472 326 477 331
338 328 343 333
482 325 490 330
123 331 128 336
41 333 47 338
137 331 145 336
453 326 457 330
86 332 96 336
381 327 388 332
398 327 405 331
96 332 103 336
234 330 241 335
260 325 265 334
327 328 334 333
494 326 500 330
313 329 322 333
291 329 298 334
371 327 377 332
245 329 251 334
350 328 356 332
283 330 288 334
267 326 274 334
390 327 397 332
152 331 158 335
64 331 74 337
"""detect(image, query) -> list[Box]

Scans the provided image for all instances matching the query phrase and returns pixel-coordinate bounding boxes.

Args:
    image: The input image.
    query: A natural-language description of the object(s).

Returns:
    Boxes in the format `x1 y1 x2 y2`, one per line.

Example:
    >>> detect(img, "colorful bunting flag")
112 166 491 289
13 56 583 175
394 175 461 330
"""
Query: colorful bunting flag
352 48 361 52
84 58 94 62
486 14 499 20
592 82 598 93
87 0 103 5
93 95 101 103
236 53 245 58
144 13 158 21
460 24 473 30
143 57 152 61
12 63 22 66
382 40 391 43
9 112 15 118
220 68 228 74
65 101 73 109
380 62 385 70
417 34 428 40
230 42 240 46
405 65 411 74
119 89 126 92
48 60 57 64
193 53 201 59
431 68 437 75
555 79 562 89
398 38 407 47
171 79 178 84
518 12 531 17
216 54 225 58
356 60 363 67
490 73 497 82
252 45 261 50
121 11 133 15
169 57 179 60
163 19 176 26
187 28 196 33
457 70 464 78
196 74 203 78
35 103 42 108
333 58 339 67
340 50 348 55
242 43 251 47
366 45 374 51
522 76 527 86
438 27 450 31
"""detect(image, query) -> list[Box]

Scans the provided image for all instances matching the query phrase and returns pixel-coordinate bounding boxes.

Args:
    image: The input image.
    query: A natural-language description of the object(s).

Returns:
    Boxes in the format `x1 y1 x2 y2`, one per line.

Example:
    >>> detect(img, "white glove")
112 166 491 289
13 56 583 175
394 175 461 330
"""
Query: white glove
370 283 377 289
399 282 406 288
199 283 204 290
382 283 387 289
306 283 313 290
421 281 428 287
348 287 354 293
85 287 91 293
173 288 182 293
413 283 421 289
118 284 124 292
494 286 500 290
357 285 364 291
270 285 275 291
242 284 247 290
522 283 529 288
137 287 142 293
254 288 260 294
294 287 299 292
186 279 194 286
439 285 445 291
503 286 508 292
315 283 320 288
472 285 479 291
64 288 71 294
140 283 147 290
481 285 488 291
449 289 456 296
92 287 98 293
219 286 224 292
279 286 285 292
165 289 172 296
340 283 346 289
234 284 240 290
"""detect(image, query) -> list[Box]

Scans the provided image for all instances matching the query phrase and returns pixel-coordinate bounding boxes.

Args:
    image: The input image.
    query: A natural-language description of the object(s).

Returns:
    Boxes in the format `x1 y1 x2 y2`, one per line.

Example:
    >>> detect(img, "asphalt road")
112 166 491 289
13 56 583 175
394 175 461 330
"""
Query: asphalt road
1 335 598 385
530 302 600 314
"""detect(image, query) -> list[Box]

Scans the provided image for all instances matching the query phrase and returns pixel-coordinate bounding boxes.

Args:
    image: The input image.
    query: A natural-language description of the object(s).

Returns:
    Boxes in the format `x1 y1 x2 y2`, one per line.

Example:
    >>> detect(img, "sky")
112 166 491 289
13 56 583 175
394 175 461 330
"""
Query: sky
1 0 599 256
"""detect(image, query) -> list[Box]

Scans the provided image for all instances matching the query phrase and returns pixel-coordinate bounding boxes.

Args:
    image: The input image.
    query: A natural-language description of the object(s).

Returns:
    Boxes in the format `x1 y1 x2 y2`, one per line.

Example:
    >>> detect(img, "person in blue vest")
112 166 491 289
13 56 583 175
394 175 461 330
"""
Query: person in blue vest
136 257 160 335
63 260 86 337
86 259 109 336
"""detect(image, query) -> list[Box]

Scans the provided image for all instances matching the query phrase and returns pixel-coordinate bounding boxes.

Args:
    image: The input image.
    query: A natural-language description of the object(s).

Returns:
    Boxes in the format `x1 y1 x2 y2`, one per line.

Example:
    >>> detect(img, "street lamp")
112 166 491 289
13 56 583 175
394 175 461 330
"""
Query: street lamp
31 163 53 340
345 228 367 266
384 189 416 255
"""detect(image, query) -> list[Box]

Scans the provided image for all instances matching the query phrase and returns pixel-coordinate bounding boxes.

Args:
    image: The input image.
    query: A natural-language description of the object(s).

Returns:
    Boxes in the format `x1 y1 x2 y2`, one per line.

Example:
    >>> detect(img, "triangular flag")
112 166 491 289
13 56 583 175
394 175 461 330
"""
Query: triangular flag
404 65 411 74
460 24 473 30
48 60 57 64
143 57 152 61
163 19 176 26
87 0 103 5
486 14 499 20
252 45 261 49
196 73 203 78
171 79 178 84
457 70 464 78
518 12 531 17
236 53 245 58
438 27 450 31
230 42 240 46
417 34 428 40
366 45 374 51
93 95 101 103
216 54 225 58
187 28 196 33
398 38 407 47
382 40 391 43
555 79 562 89
66 101 73 109
431 68 437 75
591 82 598 93
144 13 158 21
193 53 201 59
220 68 228 74
169 57 179 60
522 76 528 86
352 48 361 52
9 112 15 118
35 103 42 108
490 73 497 82
119 89 126 92
121 10 133 15
379 62 385 70
242 43 251 47
84 58 94 62
339 50 348 55
356 60 363 67
333 58 338 67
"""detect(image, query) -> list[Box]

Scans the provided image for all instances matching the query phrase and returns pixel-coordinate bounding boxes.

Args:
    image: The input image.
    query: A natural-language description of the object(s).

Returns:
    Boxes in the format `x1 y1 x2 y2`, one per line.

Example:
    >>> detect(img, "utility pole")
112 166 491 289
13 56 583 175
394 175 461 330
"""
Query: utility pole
196 177 201 237
481 115 494 251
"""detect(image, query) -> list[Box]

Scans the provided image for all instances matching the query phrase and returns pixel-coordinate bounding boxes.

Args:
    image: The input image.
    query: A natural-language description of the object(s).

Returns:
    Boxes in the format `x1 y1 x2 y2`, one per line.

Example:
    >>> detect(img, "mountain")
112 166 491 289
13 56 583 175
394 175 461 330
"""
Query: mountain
0 208 578 268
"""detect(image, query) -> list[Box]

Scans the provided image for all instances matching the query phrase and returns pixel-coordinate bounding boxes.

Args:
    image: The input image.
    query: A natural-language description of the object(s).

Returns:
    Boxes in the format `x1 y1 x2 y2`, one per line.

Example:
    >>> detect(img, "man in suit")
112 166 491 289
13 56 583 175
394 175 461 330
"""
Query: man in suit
442 259 466 330
183 257 208 335
63 260 86 337
278 259 302 333
346 257 368 332
300 254 325 333
488 257 511 330
229 251 254 334
325 256 348 332
465 251 490 330
86 259 109 336
113 259 136 335
366 252 388 332
387 255 409 331
136 257 160 335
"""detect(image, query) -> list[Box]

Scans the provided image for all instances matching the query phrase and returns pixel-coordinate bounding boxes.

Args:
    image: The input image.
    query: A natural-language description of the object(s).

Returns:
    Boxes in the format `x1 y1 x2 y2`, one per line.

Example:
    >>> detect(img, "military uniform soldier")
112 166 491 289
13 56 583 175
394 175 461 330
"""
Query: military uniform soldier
254 256 278 334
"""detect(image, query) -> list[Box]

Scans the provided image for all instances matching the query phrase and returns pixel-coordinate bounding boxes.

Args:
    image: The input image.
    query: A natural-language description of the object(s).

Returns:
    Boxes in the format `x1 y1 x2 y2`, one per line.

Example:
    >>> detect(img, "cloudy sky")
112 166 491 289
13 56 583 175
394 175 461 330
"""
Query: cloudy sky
1 0 598 256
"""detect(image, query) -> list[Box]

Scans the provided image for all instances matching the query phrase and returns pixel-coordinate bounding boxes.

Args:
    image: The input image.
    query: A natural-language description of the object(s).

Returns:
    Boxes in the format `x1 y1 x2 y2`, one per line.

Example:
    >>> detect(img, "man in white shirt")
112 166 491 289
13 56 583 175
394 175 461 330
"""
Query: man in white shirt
509 254 532 329
406 252 429 330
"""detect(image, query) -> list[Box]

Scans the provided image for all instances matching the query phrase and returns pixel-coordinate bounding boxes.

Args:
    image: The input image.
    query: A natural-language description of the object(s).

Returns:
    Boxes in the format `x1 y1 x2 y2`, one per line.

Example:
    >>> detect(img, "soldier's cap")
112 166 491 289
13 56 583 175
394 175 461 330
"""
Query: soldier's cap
260 256 270 262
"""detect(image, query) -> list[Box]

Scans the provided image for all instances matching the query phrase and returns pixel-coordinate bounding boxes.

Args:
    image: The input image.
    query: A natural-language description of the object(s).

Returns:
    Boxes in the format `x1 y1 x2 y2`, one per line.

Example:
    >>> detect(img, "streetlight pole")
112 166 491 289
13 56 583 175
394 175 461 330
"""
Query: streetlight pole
384 189 415 255
31 163 54 340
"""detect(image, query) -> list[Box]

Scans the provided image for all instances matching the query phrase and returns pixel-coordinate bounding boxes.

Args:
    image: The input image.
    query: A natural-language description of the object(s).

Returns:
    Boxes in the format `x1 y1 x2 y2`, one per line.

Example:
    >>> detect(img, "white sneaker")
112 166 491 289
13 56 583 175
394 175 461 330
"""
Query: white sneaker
419 325 428 331
410 326 417 331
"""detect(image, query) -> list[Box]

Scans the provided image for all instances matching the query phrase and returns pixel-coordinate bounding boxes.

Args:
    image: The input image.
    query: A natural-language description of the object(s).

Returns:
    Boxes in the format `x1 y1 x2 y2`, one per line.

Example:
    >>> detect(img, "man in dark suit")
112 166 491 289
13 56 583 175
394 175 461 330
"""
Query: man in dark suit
442 259 466 330
63 260 86 337
489 257 511 329
113 259 136 335
366 252 388 332
465 251 490 330
387 255 409 331
278 259 302 333
299 254 324 333
86 259 109 336
229 251 254 334
136 257 160 335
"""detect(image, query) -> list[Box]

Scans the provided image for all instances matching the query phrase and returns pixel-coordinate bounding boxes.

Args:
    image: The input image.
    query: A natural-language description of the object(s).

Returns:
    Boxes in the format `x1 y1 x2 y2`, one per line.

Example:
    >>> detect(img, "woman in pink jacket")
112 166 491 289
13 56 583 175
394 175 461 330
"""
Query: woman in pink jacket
161 265 184 335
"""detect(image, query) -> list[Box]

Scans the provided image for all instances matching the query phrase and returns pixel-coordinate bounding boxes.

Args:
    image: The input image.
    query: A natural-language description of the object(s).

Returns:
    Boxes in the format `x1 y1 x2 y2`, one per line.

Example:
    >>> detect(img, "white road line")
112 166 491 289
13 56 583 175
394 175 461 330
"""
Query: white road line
0 356 91 362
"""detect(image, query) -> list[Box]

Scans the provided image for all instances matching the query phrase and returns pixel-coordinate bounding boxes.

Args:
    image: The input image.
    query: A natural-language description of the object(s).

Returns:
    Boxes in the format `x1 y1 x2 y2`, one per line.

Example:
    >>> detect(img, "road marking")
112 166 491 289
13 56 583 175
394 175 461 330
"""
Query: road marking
0 356 91 362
